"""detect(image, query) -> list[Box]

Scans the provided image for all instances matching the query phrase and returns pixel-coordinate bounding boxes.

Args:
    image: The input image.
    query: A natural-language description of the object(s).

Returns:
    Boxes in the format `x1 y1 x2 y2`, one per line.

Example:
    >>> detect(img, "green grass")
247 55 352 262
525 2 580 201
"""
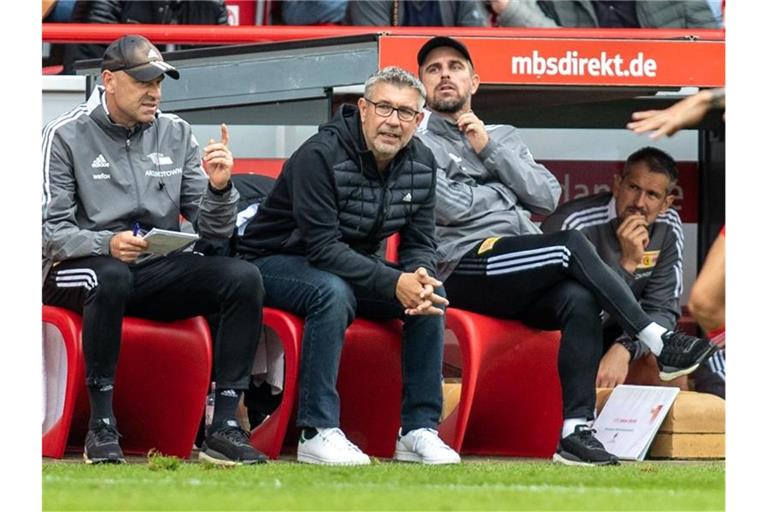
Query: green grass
43 458 724 511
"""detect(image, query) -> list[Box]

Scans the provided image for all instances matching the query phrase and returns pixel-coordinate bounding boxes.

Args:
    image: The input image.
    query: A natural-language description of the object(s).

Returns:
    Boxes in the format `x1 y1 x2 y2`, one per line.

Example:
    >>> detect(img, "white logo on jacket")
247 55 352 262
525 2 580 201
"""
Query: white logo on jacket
91 154 110 168
147 152 174 165
92 173 111 180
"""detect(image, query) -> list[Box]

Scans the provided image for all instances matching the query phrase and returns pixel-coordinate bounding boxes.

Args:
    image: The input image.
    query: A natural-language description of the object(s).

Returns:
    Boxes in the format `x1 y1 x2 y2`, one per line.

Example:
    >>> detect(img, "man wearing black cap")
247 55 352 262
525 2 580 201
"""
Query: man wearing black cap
414 36 718 466
42 35 266 465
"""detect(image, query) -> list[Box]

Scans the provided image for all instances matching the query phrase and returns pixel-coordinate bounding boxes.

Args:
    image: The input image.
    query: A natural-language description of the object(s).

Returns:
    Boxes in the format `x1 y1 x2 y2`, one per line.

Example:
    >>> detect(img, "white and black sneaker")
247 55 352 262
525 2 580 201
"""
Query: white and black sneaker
199 421 268 466
657 331 719 381
297 427 371 465
394 428 460 465
83 418 125 464
553 425 619 466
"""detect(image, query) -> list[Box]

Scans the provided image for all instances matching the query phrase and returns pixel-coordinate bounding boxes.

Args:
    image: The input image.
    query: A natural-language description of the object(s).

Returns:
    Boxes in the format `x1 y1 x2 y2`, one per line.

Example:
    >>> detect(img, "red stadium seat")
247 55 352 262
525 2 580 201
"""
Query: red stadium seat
337 318 403 458
439 308 563 458
249 307 303 459
272 317 405 459
42 305 212 459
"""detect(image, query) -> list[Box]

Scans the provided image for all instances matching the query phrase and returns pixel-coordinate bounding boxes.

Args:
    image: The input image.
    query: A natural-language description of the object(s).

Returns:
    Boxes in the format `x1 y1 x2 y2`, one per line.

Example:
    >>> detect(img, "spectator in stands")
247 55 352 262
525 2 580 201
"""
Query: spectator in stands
346 0 488 26
62 1 229 75
485 0 558 27
629 88 726 398
537 0 719 28
236 66 460 466
281 0 348 25
42 35 266 465
414 36 718 466
541 147 683 389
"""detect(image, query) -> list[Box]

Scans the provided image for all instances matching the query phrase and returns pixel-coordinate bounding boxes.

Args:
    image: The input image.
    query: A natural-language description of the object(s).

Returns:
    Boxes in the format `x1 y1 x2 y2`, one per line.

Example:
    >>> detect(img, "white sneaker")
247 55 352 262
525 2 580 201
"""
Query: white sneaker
297 427 371 465
394 428 460 464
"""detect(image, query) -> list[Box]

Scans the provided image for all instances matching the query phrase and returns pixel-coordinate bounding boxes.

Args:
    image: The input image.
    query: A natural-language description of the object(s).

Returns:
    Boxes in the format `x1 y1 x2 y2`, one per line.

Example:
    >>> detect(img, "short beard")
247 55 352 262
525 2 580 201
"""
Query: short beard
430 94 468 114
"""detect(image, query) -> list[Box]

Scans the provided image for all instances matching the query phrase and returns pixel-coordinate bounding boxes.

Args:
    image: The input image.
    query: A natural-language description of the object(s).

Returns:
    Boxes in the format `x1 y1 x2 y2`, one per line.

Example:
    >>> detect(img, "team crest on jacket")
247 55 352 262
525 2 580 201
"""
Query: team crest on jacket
638 250 660 270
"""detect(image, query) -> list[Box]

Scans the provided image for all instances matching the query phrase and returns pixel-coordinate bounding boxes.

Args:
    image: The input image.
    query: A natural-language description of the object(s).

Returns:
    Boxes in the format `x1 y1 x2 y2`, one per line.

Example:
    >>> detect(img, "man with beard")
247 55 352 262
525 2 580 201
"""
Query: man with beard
541 147 685 389
237 67 460 466
414 36 717 466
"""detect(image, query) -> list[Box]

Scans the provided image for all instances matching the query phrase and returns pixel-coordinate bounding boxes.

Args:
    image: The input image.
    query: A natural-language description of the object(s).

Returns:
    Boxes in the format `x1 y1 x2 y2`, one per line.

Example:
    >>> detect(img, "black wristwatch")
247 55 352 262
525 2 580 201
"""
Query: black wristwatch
616 337 638 361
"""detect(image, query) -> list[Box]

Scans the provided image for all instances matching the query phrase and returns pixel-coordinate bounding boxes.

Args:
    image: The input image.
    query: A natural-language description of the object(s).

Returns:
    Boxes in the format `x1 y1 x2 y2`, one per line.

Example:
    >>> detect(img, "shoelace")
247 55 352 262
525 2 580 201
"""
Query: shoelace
321 428 364 453
409 428 451 452
216 426 251 447
573 426 604 449
92 423 121 445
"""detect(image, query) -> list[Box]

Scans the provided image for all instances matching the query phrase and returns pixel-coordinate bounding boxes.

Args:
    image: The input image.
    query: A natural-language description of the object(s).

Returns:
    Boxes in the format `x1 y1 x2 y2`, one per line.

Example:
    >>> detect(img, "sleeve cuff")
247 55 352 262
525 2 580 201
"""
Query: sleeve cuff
208 180 233 196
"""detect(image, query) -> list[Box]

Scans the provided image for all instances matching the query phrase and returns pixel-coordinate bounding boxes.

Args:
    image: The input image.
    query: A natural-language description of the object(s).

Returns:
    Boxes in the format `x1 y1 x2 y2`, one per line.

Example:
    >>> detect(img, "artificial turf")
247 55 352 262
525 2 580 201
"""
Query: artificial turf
43 456 724 511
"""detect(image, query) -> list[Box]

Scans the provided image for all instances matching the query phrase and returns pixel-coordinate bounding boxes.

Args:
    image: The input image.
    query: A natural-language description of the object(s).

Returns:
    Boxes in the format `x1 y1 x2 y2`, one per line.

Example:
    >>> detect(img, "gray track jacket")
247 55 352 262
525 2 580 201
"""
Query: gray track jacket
42 87 239 278
541 192 683 359
415 110 561 280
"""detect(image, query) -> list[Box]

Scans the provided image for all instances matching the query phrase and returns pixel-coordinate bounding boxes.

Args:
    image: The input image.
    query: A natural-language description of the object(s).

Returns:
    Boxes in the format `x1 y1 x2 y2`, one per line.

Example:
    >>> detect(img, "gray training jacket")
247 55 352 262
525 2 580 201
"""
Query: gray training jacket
415 110 562 281
42 87 239 278
541 192 684 359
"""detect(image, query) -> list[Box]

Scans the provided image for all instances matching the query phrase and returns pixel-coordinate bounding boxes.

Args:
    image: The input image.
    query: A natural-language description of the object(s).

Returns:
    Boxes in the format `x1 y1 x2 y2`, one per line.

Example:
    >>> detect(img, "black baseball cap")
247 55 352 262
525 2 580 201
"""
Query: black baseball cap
417 36 473 67
101 35 180 81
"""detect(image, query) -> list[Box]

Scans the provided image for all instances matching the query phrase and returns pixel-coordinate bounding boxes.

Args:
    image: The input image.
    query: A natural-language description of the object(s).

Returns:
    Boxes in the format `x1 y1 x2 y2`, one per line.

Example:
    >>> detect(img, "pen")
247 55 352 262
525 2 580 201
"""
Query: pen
132 222 140 236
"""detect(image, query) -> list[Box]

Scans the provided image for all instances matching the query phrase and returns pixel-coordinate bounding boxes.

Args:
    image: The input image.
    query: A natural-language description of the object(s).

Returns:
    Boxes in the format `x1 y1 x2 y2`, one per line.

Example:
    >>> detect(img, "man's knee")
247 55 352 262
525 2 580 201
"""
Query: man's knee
92 259 132 301
311 274 357 322
559 281 601 318
218 258 265 306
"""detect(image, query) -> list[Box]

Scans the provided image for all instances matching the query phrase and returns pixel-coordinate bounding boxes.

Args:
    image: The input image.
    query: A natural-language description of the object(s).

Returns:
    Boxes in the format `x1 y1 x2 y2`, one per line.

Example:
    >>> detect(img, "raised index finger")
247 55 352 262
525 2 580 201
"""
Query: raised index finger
220 123 229 146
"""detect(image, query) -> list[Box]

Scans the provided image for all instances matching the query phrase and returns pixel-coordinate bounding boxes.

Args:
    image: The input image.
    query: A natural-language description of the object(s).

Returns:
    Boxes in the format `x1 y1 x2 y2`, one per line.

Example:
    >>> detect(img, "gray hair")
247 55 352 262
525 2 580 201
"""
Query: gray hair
363 66 426 109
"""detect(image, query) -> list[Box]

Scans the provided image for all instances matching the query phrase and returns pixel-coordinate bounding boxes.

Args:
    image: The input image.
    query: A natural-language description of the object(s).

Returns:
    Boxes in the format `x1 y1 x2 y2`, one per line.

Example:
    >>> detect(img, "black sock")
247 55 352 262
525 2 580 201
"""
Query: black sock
87 384 115 429
210 388 242 432
302 427 318 439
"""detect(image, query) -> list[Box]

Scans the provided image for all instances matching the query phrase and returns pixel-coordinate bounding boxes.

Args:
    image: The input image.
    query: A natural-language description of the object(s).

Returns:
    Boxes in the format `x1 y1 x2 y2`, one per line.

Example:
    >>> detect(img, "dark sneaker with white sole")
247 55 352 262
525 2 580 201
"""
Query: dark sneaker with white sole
657 331 719 381
552 425 619 466
83 418 125 464
199 421 268 466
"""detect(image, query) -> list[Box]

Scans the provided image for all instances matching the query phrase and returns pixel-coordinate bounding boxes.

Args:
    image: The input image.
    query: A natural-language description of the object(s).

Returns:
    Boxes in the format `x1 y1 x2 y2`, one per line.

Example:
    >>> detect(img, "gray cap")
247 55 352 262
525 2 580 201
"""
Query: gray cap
101 34 180 81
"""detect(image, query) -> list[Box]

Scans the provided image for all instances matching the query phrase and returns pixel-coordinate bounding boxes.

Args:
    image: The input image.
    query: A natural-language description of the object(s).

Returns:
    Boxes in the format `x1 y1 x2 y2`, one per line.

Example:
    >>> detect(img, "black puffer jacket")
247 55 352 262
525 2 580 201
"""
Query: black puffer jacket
62 0 228 74
237 104 439 299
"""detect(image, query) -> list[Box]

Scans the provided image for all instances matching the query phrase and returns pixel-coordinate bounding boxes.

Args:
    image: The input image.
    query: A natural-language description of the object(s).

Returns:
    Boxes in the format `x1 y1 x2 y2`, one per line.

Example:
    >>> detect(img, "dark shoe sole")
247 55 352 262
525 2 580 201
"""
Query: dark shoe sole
552 451 620 467
198 448 267 466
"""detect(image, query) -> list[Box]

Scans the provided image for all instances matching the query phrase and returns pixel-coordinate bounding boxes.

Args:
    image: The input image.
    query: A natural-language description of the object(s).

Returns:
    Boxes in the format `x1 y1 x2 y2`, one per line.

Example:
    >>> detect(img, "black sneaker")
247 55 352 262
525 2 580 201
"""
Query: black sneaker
552 425 619 466
83 419 125 464
657 331 719 381
199 421 268 466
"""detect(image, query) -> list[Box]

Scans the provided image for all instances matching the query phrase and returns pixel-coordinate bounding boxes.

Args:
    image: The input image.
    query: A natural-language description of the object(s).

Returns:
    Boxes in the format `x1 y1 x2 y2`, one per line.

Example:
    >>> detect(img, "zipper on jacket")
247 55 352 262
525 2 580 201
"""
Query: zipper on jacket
368 179 390 241
124 135 142 220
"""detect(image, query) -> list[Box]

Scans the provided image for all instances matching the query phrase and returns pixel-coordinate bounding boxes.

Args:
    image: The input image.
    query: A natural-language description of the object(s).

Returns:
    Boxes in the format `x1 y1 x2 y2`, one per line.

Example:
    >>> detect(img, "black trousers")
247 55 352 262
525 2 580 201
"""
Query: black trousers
43 253 264 390
444 230 652 420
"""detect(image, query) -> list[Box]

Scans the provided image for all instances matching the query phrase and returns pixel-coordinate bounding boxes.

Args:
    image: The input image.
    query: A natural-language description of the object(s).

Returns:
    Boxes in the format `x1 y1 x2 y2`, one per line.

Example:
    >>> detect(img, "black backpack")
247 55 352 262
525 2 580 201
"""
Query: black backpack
193 173 276 257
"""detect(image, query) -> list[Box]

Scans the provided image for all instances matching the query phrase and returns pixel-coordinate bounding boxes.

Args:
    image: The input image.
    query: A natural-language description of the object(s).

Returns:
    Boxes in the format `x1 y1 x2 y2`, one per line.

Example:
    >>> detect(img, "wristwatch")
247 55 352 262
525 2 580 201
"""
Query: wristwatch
616 337 638 361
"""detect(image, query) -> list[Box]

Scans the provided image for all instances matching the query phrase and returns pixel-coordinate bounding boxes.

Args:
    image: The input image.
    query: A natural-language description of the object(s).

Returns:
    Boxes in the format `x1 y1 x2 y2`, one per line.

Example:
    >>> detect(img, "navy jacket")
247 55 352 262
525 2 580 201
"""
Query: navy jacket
237 104 439 299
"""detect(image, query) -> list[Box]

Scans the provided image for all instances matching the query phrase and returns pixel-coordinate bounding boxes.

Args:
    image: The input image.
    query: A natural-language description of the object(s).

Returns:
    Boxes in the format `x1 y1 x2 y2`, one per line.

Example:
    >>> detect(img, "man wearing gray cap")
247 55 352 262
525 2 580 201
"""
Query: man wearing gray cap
42 35 266 465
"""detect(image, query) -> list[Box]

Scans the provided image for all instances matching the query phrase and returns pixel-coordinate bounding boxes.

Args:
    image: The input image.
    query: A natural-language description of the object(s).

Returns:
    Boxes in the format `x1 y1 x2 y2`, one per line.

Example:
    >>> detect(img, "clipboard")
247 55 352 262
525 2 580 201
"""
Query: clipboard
141 228 199 256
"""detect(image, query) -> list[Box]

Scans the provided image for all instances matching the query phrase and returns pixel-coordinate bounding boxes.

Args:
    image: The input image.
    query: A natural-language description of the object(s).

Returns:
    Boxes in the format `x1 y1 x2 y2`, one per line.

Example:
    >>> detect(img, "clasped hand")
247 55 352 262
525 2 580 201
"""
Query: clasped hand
396 267 449 316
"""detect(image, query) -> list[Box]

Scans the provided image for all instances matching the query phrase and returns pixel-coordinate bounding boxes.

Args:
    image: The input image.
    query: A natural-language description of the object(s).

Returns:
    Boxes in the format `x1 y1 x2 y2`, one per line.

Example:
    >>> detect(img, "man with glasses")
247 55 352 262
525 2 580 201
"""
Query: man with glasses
237 66 460 465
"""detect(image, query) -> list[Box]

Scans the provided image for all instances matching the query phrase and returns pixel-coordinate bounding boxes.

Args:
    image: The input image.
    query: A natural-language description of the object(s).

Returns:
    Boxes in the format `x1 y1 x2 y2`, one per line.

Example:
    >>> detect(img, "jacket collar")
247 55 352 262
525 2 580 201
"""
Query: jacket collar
420 108 464 142
88 86 154 139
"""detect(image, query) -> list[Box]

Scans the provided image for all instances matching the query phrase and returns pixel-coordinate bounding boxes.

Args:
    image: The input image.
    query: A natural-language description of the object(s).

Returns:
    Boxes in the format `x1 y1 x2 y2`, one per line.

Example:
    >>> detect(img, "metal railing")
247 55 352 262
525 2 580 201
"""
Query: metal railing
42 23 724 45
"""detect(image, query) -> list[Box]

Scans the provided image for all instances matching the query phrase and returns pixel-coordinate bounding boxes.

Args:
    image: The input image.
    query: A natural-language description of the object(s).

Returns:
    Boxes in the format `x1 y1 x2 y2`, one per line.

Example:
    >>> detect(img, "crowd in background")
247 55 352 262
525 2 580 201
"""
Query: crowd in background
43 1 724 71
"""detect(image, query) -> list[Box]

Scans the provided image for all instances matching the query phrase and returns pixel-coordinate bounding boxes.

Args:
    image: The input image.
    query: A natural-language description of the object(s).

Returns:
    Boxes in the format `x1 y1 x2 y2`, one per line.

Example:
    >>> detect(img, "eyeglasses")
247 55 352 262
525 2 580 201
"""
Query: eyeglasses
364 98 419 122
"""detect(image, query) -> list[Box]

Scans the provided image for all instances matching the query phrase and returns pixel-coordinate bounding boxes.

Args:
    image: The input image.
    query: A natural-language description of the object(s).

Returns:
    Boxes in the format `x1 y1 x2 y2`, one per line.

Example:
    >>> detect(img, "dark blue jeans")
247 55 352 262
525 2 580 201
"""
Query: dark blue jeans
252 254 445 432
